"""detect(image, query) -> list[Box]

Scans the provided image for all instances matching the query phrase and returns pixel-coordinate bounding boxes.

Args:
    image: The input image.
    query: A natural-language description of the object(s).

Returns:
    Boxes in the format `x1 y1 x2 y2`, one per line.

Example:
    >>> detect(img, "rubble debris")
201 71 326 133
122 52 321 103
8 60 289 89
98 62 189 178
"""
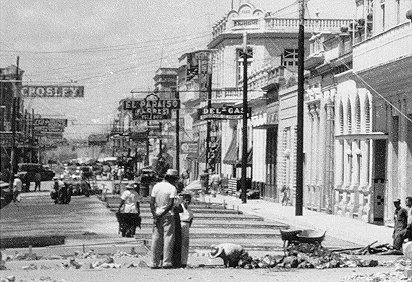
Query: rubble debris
233 244 381 270
0 276 15 282
22 263 38 270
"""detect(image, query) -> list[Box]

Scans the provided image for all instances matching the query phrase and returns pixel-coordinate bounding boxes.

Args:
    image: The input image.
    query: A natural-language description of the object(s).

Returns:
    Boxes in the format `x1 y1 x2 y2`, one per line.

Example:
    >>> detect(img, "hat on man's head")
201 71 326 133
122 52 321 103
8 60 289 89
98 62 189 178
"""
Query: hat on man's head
394 198 401 203
125 183 134 189
14 174 20 177
165 169 179 177
53 176 58 180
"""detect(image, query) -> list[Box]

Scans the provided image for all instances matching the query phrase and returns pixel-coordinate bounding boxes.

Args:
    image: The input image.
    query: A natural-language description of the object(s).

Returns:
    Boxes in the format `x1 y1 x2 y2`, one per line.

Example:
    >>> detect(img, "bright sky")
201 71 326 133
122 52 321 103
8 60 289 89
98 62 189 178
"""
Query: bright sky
0 0 355 139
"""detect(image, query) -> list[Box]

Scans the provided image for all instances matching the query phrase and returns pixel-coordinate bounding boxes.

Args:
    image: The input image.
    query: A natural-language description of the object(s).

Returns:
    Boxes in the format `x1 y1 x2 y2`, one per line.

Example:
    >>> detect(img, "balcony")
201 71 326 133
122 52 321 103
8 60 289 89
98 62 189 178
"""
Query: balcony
212 17 352 40
353 21 412 72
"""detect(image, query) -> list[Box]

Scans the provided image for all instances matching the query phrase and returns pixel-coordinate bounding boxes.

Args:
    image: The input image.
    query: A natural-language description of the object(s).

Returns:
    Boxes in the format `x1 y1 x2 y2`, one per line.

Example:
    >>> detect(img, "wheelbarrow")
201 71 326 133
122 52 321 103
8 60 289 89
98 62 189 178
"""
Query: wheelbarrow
296 229 326 246
280 229 302 255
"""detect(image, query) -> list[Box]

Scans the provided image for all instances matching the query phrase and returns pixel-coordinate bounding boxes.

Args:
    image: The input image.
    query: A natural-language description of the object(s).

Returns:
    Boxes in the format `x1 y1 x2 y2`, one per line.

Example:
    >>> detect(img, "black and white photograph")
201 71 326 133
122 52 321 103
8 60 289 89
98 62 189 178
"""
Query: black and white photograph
1 0 412 281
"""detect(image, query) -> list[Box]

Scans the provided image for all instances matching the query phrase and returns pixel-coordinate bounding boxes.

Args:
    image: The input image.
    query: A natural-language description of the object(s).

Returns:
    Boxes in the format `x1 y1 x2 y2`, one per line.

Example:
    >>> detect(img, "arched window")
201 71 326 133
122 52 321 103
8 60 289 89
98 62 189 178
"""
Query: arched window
365 95 371 132
355 95 361 133
347 100 352 134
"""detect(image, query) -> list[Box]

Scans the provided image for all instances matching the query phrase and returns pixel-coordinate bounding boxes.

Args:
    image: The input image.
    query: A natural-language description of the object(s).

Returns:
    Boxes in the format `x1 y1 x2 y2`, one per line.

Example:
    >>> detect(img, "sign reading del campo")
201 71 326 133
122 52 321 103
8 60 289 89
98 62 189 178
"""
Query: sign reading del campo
198 106 251 120
20 85 84 98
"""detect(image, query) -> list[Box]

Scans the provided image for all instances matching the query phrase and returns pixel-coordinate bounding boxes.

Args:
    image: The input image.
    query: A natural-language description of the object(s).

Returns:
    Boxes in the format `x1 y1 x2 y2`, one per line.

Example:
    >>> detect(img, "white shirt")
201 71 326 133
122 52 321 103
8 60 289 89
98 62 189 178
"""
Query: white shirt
120 189 141 213
13 178 22 192
151 181 177 215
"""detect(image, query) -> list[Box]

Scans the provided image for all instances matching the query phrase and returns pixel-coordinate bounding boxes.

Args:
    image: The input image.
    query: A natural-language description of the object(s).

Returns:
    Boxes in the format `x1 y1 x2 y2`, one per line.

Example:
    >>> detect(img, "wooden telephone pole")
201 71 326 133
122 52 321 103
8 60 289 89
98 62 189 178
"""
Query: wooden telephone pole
295 0 305 216
9 56 19 192
241 32 248 204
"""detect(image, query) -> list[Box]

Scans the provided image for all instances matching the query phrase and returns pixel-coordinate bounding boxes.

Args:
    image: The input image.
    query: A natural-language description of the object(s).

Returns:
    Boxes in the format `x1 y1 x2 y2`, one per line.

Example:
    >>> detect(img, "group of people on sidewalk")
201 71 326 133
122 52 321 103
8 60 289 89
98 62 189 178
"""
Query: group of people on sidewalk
150 169 194 269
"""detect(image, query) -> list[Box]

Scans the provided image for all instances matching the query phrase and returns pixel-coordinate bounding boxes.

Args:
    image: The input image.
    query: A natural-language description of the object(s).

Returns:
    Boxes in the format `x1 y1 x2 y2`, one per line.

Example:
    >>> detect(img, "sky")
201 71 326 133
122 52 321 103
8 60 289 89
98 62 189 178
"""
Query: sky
0 0 356 139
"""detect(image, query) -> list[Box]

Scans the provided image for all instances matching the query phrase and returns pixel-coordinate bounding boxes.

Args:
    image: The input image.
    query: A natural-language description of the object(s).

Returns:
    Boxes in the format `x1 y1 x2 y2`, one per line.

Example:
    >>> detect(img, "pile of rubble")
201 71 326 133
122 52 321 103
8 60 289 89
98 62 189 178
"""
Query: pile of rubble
344 258 412 282
236 243 379 269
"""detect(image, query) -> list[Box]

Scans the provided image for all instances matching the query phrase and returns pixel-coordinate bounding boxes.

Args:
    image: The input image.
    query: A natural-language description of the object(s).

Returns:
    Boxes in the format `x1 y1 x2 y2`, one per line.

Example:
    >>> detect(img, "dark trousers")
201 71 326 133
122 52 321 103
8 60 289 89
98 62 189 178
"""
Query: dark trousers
34 181 41 191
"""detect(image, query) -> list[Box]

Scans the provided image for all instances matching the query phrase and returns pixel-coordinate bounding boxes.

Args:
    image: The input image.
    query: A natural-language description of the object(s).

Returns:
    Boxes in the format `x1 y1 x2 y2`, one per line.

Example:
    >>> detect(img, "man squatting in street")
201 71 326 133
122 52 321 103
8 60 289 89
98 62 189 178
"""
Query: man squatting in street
150 169 179 269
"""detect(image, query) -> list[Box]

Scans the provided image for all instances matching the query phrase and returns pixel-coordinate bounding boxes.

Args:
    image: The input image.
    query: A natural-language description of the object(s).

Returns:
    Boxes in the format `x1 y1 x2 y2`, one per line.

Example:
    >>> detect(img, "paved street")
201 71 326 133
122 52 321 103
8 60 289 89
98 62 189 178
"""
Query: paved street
0 183 402 281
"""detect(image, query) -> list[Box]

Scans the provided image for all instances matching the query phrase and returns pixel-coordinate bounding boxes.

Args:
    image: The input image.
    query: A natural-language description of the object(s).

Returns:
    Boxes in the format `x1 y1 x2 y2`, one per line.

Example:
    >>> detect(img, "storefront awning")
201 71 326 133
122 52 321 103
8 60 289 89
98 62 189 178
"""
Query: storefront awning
223 137 238 165
236 148 252 167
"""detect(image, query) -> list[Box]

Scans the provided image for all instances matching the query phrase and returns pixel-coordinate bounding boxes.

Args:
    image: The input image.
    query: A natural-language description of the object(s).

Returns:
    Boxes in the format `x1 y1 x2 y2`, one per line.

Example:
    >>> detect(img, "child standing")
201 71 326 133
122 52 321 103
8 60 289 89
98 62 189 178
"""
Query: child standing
179 193 194 268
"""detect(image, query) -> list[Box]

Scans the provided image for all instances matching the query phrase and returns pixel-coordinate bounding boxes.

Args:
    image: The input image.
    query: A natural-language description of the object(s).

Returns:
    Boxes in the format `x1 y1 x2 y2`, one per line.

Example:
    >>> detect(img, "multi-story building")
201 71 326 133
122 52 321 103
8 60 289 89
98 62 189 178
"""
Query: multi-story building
352 0 412 224
0 65 25 180
209 2 351 199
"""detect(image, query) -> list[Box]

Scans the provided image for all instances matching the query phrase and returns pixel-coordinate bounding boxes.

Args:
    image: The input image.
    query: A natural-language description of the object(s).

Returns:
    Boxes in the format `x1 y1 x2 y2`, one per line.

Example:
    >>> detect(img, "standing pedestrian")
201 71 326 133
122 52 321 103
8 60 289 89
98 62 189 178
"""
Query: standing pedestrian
210 172 221 197
117 183 142 237
50 177 59 204
281 185 290 206
13 174 22 203
34 172 42 192
393 198 408 250
118 166 125 182
150 169 178 269
200 169 209 194
179 193 194 268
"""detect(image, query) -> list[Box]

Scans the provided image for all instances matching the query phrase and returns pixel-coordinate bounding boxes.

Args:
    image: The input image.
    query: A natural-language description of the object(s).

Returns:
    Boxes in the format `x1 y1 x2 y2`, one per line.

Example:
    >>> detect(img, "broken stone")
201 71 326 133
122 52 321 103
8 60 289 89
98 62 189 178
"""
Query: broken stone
6 276 15 282
138 260 149 268
22 263 37 270
283 256 299 268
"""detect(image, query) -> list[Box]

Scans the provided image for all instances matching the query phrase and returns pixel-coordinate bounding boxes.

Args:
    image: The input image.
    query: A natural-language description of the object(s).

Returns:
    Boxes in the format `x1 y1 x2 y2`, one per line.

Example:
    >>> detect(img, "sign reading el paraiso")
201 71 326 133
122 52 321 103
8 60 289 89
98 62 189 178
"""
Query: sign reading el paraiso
20 85 84 98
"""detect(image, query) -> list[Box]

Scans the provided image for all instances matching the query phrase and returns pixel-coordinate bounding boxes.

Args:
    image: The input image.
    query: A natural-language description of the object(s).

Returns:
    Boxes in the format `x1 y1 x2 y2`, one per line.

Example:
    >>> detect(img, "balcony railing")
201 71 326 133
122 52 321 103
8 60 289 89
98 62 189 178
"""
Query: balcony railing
212 17 352 39
353 21 412 72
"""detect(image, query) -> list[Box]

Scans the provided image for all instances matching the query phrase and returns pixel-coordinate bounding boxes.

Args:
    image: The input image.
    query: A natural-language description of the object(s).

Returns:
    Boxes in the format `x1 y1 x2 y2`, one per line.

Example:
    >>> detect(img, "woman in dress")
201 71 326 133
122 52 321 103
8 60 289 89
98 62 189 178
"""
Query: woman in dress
118 183 141 237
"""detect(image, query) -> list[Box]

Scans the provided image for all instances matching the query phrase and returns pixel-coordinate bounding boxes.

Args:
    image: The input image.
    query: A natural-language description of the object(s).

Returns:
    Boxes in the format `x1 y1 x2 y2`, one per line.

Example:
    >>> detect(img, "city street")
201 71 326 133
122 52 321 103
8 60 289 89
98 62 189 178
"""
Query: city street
1 0 412 281
0 181 403 281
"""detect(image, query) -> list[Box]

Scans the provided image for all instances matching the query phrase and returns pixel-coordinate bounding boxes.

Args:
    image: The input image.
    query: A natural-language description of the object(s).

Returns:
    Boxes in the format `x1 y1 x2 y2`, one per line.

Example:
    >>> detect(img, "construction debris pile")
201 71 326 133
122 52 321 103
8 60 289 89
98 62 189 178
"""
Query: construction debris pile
236 244 379 269
344 258 412 282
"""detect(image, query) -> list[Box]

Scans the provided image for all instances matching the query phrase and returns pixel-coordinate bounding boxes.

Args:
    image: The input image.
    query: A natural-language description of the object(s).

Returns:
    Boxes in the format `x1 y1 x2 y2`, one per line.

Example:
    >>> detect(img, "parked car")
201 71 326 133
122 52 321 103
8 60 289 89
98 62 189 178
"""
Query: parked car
17 163 55 182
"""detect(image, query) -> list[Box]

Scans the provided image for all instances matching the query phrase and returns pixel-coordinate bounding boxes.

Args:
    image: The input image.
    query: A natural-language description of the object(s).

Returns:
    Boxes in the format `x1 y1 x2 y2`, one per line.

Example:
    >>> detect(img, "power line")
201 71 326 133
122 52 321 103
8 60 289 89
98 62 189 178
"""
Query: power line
0 31 211 55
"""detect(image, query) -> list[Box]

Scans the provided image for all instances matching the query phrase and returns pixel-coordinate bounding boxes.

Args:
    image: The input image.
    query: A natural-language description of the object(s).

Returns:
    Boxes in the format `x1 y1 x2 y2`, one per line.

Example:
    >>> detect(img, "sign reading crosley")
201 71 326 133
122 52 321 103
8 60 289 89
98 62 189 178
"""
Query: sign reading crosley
21 85 84 98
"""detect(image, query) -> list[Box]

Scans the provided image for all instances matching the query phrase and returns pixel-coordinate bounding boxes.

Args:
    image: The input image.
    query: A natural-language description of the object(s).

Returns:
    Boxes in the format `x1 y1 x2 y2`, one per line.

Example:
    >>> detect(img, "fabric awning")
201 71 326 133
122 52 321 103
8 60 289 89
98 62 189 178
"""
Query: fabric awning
223 137 238 165
236 147 252 167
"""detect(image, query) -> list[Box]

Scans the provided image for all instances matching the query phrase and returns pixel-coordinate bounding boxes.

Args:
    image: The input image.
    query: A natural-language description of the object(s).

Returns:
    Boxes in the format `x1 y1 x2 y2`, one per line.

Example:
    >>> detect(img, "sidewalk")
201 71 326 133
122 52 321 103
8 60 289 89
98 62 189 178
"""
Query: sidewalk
203 194 393 247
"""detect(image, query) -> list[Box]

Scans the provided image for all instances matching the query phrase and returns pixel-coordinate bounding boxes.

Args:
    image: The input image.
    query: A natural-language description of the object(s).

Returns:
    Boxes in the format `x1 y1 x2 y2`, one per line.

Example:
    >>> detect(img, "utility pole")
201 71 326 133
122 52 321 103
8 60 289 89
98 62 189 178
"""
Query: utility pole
175 90 180 173
241 32 248 204
9 56 19 193
145 121 150 166
205 64 213 193
296 0 305 216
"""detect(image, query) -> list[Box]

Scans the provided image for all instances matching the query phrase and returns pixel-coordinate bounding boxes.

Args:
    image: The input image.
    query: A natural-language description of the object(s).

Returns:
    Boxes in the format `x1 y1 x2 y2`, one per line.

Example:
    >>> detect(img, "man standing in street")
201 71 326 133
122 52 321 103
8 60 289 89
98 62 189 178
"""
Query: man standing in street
34 172 41 192
393 198 408 250
13 174 22 203
150 169 178 269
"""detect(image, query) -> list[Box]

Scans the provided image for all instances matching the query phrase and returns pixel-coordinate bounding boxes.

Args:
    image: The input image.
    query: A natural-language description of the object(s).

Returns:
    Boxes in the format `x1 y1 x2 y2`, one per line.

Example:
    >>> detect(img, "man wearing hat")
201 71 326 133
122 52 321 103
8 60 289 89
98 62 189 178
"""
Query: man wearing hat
150 168 178 269
393 198 408 250
12 174 23 203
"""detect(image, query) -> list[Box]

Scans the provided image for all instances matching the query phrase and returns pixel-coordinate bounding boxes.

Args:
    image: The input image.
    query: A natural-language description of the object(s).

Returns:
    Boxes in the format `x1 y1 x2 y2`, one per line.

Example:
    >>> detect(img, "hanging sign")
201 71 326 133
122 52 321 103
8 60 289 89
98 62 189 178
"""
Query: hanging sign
197 106 251 120
125 93 179 120
34 118 68 128
21 86 84 98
